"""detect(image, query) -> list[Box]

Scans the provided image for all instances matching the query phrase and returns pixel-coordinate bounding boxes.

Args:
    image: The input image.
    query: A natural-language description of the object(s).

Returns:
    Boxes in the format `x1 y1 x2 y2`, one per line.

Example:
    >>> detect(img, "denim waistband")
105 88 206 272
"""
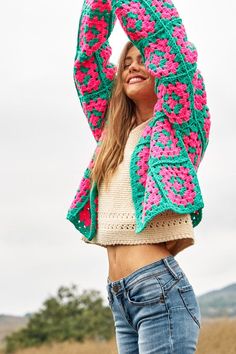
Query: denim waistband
106 255 182 291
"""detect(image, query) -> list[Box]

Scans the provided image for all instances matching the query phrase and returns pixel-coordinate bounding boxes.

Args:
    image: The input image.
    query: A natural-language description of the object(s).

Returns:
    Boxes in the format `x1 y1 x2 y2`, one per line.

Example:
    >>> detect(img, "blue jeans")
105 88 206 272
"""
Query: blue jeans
106 255 201 353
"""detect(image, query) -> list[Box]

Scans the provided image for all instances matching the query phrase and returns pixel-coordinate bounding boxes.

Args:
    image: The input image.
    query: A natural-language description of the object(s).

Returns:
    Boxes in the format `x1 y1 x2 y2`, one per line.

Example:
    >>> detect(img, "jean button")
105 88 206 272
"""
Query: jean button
112 284 120 293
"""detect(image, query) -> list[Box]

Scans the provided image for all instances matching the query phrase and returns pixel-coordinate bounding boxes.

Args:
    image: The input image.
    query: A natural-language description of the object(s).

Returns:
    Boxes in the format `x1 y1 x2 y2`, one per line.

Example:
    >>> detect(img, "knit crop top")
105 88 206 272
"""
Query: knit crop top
81 118 195 256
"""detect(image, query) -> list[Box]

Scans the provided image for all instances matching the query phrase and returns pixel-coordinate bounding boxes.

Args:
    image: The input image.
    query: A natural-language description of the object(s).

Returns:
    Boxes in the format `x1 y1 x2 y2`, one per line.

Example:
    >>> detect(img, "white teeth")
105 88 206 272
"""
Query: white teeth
129 77 145 84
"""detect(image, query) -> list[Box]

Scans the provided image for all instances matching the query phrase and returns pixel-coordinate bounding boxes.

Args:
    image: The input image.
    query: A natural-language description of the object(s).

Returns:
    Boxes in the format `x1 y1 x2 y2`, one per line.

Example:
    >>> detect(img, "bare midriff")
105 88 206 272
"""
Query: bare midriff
107 243 172 282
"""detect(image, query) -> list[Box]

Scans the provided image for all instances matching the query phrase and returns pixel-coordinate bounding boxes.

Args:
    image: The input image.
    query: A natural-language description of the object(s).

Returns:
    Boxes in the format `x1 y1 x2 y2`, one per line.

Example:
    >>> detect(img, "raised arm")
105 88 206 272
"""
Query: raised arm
112 0 211 168
73 0 117 142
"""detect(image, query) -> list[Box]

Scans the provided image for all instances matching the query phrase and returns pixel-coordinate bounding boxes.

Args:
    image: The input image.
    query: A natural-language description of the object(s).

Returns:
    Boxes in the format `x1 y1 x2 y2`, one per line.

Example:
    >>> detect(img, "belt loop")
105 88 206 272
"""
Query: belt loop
106 283 113 304
162 257 179 280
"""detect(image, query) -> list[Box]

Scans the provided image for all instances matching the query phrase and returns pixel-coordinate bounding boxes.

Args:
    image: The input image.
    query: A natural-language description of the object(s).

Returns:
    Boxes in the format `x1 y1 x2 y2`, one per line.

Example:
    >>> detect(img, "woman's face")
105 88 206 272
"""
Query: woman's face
122 46 156 102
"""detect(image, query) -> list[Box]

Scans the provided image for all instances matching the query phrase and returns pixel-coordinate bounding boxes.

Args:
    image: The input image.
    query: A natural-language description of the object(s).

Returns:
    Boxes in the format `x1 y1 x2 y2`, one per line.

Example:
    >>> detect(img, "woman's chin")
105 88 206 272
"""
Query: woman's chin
125 88 153 101
124 79 154 99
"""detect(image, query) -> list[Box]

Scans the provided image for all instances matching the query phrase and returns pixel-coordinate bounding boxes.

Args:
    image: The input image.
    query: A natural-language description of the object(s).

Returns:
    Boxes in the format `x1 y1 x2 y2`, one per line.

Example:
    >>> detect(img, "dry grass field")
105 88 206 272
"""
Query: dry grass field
196 317 236 354
1 318 235 354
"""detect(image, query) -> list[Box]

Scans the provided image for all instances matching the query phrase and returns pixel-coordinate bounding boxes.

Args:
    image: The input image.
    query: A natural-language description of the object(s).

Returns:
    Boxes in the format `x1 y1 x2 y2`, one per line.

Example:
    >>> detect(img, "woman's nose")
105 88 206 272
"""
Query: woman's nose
129 61 140 72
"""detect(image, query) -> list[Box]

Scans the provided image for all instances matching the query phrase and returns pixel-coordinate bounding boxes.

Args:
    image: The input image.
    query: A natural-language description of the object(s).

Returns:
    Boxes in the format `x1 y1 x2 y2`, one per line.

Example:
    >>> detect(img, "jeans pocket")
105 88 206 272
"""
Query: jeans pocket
157 269 184 295
178 284 201 329
126 274 164 306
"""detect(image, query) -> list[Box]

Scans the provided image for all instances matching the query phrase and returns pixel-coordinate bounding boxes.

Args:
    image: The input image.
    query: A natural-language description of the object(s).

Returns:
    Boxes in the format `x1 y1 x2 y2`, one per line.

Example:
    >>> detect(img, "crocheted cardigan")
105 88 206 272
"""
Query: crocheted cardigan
66 0 211 240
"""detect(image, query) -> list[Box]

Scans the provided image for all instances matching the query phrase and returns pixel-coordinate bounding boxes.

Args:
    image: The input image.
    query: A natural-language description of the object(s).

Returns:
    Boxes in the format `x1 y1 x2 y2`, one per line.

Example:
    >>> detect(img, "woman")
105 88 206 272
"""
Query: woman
67 0 211 352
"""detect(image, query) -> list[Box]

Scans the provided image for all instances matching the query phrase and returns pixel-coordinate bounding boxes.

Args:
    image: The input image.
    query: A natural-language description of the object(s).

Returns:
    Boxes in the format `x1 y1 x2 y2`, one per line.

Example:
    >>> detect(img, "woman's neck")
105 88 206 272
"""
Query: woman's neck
134 101 156 125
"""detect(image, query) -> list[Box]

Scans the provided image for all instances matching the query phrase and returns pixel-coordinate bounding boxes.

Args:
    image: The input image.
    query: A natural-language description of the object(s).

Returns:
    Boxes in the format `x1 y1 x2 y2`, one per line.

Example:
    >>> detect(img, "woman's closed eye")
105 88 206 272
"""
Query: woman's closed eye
124 60 145 69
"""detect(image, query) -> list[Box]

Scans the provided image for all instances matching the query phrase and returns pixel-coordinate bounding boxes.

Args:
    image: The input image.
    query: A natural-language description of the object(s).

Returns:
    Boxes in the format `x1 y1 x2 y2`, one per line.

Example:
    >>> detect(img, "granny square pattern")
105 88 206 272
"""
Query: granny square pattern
66 0 211 240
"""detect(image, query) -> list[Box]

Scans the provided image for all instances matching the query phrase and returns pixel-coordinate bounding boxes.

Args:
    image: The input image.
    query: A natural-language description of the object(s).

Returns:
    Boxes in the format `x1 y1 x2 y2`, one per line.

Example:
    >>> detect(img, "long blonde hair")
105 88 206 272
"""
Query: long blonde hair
90 41 138 190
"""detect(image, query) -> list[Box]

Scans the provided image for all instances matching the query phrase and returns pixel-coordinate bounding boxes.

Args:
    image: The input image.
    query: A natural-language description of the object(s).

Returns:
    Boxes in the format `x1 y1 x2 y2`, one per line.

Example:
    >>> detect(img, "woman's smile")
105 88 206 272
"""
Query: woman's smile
129 77 147 84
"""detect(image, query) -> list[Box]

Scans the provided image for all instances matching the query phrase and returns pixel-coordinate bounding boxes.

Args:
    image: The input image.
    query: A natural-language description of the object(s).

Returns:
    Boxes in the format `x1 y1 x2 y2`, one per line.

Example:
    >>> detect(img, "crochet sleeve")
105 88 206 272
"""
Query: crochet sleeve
112 0 211 163
73 0 117 142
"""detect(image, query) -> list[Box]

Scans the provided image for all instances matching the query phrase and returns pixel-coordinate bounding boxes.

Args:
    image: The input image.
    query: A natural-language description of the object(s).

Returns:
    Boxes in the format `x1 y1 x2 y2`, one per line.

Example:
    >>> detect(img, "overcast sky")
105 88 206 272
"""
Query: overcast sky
1 0 235 316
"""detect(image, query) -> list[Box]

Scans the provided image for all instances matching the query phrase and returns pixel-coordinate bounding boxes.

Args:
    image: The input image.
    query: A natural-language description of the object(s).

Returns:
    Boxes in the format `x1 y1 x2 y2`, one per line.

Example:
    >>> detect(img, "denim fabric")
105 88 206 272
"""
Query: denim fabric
106 255 201 354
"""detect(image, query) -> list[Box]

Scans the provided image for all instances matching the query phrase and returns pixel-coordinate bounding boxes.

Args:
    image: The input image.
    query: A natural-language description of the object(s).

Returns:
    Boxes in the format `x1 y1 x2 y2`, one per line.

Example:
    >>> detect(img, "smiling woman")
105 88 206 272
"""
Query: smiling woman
67 0 211 352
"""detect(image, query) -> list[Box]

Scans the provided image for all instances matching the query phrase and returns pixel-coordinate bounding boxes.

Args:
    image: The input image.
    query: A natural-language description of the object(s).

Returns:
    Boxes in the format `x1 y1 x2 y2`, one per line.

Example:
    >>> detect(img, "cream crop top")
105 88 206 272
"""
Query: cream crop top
81 117 195 256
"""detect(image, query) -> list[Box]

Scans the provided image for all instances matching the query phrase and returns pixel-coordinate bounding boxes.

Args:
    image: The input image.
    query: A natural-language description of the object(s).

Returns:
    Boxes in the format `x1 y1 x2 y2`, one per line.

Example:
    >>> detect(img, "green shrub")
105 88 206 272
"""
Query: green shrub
5 285 114 353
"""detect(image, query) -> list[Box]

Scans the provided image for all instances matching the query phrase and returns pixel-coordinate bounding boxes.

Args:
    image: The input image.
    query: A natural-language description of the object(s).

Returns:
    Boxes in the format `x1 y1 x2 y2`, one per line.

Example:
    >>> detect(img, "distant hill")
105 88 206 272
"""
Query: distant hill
0 315 28 344
198 283 236 318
